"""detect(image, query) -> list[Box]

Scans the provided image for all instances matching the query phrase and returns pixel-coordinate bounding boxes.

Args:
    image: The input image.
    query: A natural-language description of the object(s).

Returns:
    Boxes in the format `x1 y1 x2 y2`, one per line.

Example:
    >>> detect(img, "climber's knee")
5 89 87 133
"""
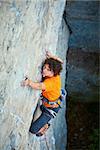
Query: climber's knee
29 122 40 134
29 126 36 134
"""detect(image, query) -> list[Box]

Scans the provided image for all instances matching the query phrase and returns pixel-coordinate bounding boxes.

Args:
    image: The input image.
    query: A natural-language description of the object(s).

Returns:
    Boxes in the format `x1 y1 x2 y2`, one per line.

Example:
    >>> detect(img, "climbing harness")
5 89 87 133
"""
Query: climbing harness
41 88 67 107
40 88 67 118
41 96 61 106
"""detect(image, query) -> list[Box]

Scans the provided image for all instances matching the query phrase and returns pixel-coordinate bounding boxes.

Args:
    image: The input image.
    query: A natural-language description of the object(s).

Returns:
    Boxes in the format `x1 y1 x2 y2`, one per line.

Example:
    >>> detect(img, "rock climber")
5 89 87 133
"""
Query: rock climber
21 51 66 136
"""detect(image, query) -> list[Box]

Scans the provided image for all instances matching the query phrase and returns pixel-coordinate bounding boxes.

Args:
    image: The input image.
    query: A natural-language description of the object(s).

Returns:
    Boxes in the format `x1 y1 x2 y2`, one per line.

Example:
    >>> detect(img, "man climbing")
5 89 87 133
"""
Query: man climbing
21 51 66 136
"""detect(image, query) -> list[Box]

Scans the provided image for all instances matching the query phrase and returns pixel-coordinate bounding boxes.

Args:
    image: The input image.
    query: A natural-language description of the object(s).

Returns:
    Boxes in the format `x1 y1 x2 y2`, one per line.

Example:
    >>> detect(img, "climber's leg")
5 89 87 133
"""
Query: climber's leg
29 111 52 134
36 123 50 137
29 105 60 136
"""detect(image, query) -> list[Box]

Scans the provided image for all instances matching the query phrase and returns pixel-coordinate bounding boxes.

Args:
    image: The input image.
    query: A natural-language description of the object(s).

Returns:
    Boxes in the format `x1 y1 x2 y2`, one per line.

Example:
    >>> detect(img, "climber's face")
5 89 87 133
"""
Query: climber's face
42 64 54 77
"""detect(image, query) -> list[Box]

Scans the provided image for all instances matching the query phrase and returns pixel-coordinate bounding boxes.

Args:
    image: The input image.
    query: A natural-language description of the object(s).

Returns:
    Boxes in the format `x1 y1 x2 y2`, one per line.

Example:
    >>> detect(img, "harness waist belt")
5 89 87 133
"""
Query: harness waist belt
41 96 61 105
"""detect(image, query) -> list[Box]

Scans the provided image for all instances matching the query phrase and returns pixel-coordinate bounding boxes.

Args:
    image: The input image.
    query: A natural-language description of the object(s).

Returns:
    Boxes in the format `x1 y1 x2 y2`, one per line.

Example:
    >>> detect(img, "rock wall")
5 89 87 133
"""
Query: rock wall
65 1 99 101
0 1 69 150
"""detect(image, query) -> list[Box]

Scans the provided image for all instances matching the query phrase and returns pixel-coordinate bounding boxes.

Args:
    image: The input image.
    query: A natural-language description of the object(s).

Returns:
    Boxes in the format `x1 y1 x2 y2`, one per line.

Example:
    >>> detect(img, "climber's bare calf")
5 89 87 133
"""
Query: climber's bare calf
36 123 50 137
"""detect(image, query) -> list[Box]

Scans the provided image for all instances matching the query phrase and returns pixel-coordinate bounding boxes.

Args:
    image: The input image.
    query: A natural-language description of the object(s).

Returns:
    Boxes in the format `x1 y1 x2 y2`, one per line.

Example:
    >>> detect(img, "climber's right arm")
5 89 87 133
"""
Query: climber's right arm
28 80 46 90
21 79 46 90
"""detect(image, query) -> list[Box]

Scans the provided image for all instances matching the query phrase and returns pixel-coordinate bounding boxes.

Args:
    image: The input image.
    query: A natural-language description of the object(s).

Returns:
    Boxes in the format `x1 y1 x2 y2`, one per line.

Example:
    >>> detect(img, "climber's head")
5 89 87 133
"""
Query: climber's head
41 58 62 78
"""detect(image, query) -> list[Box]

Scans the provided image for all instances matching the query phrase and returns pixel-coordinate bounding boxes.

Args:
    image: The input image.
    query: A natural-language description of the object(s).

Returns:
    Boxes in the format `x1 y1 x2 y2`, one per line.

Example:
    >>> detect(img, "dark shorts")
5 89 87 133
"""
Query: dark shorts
29 105 60 134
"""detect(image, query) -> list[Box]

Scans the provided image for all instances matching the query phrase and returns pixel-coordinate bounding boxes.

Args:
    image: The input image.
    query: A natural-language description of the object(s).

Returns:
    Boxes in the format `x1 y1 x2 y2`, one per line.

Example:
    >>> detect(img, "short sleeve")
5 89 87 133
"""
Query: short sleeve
43 79 53 92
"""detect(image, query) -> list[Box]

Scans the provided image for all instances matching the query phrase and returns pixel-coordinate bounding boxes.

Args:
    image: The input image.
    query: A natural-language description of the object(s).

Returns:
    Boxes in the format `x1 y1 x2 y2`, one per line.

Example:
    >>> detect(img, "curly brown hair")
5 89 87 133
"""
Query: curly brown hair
41 58 62 76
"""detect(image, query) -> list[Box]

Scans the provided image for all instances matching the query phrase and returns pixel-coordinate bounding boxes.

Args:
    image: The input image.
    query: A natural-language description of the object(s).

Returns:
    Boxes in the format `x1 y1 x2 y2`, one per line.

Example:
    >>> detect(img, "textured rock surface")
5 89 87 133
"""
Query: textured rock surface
0 1 69 150
65 1 99 101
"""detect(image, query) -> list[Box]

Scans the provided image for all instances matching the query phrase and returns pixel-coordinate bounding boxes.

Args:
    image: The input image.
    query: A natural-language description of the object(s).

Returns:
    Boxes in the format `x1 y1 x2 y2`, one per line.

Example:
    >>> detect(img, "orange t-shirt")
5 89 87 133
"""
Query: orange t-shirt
42 75 61 107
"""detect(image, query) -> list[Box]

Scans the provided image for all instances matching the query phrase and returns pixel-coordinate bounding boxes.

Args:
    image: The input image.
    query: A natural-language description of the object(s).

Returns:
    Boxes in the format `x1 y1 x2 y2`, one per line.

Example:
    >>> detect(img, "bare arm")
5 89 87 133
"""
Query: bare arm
21 78 45 90
46 50 63 64
28 80 45 90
